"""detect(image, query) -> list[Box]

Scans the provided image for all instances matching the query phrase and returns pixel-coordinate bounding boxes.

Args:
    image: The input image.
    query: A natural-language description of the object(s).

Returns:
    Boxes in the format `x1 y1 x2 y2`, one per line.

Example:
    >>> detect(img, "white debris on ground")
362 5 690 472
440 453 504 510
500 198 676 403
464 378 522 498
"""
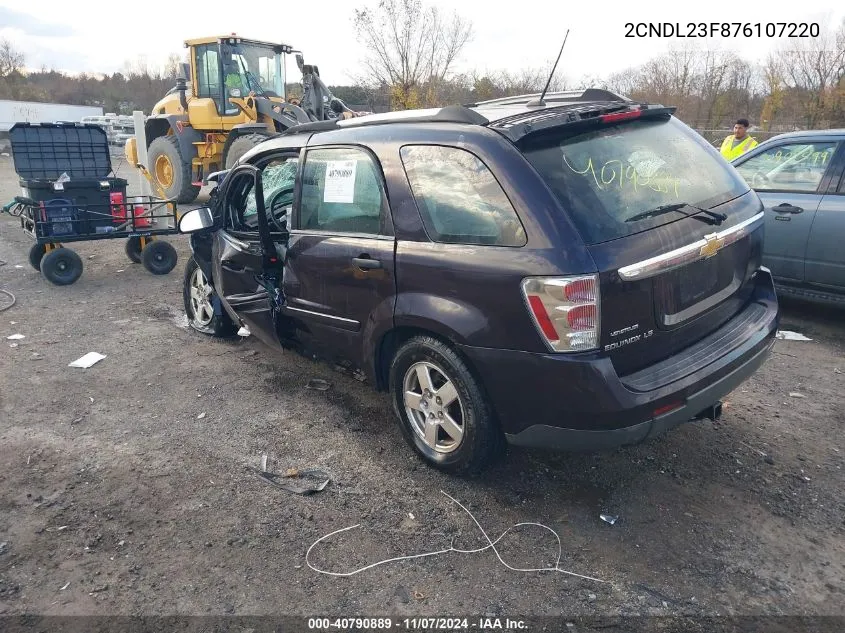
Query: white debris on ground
68 352 106 368
776 330 812 341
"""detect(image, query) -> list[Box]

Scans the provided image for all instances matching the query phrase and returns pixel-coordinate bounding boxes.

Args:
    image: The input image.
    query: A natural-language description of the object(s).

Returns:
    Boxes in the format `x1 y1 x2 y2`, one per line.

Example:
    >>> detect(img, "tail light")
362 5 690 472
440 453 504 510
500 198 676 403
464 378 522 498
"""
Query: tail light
521 275 601 352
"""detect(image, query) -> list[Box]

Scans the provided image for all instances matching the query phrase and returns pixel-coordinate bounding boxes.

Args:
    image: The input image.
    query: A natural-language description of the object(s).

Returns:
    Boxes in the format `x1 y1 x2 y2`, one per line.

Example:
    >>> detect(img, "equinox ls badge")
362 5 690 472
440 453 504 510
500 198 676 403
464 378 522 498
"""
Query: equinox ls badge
700 233 726 259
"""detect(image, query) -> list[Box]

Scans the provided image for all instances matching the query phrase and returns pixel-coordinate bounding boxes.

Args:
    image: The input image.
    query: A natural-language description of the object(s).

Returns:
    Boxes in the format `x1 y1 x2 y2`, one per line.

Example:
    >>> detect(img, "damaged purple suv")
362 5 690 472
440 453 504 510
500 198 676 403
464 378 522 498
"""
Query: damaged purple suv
178 89 779 473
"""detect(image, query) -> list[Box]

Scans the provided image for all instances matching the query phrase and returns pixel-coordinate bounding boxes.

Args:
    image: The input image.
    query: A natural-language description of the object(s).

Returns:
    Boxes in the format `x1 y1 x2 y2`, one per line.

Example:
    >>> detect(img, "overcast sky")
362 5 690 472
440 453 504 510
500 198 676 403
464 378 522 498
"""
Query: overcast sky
1 0 843 85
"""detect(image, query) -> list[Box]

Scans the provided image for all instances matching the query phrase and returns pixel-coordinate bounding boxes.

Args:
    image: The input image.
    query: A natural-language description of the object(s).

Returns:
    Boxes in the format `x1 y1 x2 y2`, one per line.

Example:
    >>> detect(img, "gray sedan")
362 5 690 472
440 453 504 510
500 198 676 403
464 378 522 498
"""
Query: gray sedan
732 129 845 306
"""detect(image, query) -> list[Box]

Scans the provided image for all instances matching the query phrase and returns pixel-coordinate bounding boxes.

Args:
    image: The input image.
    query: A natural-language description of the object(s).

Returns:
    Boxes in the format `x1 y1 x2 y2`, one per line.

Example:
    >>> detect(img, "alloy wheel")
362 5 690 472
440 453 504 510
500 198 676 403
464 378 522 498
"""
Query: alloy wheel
403 361 465 453
189 267 214 327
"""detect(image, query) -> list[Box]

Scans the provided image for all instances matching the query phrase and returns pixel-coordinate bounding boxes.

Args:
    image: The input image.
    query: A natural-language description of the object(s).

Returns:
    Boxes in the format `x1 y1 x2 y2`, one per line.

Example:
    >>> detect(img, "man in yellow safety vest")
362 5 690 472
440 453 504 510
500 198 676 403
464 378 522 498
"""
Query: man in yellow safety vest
720 119 758 160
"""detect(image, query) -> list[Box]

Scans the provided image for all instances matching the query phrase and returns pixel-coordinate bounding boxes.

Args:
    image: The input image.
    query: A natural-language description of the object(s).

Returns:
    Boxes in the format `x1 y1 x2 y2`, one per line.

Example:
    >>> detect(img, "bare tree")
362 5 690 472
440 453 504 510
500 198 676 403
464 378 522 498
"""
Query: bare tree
604 68 641 98
499 67 564 95
637 45 698 108
164 53 184 80
575 74 606 91
694 50 732 126
123 56 152 79
828 18 845 126
771 23 845 127
0 38 25 78
695 51 755 128
353 0 472 109
759 55 785 131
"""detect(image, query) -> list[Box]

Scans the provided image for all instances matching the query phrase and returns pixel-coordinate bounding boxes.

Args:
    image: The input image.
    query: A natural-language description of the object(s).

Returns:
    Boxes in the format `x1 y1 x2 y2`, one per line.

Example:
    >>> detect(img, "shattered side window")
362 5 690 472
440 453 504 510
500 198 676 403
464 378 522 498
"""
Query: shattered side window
242 157 298 229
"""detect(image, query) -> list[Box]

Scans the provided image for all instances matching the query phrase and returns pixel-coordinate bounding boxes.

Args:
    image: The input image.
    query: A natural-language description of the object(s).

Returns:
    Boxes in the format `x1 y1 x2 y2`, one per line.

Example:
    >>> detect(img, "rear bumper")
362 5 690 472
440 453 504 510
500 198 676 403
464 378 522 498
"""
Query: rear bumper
459 268 779 451
504 337 771 450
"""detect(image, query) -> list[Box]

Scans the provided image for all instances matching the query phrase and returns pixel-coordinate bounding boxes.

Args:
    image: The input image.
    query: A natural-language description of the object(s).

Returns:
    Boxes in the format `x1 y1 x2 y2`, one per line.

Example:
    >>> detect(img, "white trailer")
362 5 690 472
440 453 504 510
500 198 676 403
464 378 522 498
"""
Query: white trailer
0 100 104 132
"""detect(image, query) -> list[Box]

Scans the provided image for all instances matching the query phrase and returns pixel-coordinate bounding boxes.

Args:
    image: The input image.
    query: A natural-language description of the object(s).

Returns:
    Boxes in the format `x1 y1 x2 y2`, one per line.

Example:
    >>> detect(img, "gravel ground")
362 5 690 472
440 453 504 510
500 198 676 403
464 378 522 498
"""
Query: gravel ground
0 154 843 623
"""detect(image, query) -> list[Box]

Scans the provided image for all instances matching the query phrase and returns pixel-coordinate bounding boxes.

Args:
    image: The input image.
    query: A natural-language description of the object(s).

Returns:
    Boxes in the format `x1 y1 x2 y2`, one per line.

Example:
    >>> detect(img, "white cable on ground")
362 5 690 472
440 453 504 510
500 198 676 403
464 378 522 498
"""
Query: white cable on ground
305 489 606 583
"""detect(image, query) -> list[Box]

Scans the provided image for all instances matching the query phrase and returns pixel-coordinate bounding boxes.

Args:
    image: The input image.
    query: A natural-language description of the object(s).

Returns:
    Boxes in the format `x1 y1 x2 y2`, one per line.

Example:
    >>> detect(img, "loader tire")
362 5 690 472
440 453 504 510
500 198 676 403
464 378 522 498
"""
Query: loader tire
225 133 271 169
148 135 200 204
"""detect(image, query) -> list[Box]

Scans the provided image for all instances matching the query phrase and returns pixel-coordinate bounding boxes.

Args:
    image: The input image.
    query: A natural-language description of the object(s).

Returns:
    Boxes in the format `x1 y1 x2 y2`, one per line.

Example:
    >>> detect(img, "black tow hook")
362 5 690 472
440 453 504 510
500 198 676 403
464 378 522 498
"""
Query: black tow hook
694 401 723 421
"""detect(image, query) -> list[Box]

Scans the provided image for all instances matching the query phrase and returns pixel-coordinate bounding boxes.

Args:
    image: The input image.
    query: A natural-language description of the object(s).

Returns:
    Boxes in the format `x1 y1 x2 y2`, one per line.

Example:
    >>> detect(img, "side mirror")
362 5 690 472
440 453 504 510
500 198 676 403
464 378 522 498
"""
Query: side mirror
229 88 242 98
178 207 214 233
295 53 304 72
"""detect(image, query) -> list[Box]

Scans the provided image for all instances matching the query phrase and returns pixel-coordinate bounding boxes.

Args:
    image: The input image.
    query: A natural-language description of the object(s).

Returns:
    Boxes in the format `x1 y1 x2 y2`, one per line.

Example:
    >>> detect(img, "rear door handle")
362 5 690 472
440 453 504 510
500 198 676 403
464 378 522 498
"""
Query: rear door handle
352 256 382 270
772 203 803 214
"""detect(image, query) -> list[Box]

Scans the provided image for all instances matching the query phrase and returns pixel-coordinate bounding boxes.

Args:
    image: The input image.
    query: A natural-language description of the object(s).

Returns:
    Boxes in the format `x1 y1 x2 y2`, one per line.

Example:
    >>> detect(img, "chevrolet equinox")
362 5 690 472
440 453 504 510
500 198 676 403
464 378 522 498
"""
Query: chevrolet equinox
177 89 780 473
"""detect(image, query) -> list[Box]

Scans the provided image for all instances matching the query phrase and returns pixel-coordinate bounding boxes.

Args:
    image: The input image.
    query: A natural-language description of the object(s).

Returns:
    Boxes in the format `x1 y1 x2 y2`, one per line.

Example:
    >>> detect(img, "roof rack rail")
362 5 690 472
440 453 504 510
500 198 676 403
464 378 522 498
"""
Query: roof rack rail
466 88 630 108
281 119 340 135
336 105 489 128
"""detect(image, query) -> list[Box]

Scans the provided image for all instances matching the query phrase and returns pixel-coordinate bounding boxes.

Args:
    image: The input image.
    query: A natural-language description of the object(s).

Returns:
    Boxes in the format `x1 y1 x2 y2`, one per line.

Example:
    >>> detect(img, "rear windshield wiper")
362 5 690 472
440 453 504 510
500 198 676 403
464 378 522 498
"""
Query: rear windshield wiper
625 203 727 225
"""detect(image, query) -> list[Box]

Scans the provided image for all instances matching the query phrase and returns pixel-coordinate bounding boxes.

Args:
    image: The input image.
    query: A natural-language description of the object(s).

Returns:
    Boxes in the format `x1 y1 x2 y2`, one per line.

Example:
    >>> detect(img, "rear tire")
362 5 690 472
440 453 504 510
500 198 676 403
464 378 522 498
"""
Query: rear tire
28 243 46 270
182 256 237 337
225 133 271 169
389 336 505 474
147 135 200 204
125 236 146 263
141 240 178 275
40 248 83 286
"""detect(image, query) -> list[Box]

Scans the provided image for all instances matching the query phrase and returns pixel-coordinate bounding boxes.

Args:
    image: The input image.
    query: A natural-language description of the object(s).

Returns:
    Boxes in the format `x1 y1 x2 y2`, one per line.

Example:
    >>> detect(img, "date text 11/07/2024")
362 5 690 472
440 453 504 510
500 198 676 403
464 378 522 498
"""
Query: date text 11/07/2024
624 22 820 38
307 617 529 631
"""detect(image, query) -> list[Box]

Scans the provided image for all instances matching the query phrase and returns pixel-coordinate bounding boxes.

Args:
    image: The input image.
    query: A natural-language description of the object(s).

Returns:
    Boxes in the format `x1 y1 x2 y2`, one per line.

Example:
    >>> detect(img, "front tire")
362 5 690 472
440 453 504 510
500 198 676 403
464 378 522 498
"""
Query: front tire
147 135 199 204
389 336 504 474
40 248 83 286
182 256 237 337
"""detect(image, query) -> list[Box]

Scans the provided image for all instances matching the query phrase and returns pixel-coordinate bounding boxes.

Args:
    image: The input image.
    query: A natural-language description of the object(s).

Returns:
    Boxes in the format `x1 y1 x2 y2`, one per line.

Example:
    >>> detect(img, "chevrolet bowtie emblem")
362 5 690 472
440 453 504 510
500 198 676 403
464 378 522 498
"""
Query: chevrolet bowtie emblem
700 234 725 259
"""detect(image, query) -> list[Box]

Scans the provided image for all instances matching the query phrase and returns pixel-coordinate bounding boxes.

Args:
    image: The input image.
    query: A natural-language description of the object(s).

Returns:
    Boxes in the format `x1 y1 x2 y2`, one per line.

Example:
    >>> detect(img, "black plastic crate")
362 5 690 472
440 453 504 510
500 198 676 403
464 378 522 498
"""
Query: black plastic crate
21 177 128 238
10 122 128 238
9 122 112 180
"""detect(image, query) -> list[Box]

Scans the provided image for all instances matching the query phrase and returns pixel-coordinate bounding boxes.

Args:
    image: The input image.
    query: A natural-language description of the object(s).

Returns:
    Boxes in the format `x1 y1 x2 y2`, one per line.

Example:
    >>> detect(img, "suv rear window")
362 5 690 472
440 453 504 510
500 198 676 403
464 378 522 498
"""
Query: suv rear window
519 117 749 245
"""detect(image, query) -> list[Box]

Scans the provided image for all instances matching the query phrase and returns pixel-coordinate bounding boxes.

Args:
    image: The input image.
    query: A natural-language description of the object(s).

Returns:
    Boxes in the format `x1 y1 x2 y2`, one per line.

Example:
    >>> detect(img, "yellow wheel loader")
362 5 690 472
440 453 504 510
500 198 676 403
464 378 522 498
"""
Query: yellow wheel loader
125 34 362 203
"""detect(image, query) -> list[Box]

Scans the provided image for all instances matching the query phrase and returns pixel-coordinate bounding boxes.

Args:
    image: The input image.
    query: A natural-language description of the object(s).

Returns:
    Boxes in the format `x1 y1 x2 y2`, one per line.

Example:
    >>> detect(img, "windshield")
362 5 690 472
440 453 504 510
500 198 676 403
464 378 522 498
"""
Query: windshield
519 117 749 245
221 43 285 98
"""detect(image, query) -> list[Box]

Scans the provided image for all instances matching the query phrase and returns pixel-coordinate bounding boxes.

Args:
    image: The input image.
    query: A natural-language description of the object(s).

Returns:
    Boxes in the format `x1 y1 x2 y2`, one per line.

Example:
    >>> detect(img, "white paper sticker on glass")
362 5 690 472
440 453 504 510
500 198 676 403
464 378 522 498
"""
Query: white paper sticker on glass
323 160 357 203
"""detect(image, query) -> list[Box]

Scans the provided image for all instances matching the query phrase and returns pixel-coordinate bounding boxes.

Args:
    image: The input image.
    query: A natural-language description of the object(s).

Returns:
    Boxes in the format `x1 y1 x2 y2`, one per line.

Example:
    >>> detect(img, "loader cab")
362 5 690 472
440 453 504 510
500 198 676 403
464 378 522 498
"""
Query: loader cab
187 35 291 124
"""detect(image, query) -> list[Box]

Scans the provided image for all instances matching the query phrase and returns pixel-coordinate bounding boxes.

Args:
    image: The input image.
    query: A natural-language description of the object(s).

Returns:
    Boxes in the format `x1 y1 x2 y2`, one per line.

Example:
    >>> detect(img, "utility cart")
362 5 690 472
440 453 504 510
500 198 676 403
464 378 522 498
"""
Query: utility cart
6 122 180 286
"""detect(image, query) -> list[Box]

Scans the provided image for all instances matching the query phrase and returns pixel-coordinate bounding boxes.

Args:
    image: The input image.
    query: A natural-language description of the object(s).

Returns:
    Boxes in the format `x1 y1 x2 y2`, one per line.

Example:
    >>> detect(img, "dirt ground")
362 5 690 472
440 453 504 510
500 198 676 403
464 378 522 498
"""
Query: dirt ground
0 154 843 624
